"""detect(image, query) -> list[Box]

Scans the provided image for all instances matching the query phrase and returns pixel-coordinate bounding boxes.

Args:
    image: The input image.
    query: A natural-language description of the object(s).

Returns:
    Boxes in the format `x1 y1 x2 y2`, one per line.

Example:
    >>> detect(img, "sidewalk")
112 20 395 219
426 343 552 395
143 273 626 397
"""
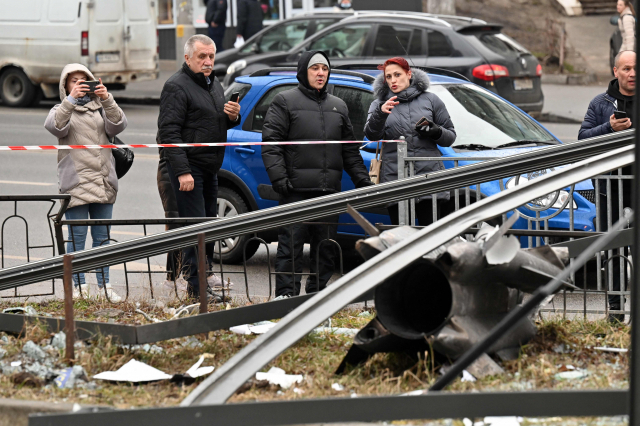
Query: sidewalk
110 69 172 105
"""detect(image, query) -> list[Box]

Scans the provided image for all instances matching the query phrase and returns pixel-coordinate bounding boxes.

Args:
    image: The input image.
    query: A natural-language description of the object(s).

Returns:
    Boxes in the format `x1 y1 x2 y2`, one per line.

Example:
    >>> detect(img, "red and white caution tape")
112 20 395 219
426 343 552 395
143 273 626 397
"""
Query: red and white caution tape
0 140 400 151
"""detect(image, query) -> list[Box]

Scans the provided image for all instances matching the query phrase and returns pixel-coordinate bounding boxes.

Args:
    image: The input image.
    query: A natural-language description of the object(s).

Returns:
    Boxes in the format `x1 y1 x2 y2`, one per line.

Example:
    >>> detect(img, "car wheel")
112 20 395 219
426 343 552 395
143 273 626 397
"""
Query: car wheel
212 187 260 264
0 68 37 107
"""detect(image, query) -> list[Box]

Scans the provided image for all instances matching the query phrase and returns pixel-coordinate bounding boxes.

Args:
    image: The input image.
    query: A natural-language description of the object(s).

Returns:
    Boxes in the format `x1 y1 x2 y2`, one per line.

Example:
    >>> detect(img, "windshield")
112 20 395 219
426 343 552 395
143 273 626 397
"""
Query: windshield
429 84 556 148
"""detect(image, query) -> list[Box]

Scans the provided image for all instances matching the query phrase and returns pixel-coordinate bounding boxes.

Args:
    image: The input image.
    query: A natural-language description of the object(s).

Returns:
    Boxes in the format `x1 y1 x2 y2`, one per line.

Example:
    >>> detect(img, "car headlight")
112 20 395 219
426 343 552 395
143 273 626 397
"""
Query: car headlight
505 176 577 210
227 60 247 75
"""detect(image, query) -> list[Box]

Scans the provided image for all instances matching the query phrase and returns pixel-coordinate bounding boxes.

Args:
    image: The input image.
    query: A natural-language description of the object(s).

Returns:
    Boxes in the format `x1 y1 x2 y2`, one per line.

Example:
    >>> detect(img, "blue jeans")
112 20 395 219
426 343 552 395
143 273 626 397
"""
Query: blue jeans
65 203 114 287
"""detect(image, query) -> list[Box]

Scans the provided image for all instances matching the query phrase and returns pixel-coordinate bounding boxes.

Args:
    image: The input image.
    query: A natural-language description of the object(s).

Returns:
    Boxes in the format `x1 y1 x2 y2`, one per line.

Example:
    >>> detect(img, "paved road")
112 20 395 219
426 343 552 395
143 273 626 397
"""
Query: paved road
0 82 625 318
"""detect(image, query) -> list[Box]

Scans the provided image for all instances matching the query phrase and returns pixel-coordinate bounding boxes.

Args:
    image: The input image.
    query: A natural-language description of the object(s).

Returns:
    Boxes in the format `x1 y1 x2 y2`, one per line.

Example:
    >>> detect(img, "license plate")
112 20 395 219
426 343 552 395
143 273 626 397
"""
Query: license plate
513 78 534 91
96 53 120 63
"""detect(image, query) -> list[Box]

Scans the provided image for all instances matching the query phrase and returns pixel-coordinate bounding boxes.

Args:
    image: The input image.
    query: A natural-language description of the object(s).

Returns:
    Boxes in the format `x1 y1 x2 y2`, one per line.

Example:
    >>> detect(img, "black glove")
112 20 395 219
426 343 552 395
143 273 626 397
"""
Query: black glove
356 179 375 188
416 120 442 140
272 178 293 197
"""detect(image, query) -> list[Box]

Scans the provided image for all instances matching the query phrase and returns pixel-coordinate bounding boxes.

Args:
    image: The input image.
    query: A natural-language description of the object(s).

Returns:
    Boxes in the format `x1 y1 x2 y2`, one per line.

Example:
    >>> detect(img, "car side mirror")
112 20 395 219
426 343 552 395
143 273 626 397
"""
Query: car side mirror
611 15 619 26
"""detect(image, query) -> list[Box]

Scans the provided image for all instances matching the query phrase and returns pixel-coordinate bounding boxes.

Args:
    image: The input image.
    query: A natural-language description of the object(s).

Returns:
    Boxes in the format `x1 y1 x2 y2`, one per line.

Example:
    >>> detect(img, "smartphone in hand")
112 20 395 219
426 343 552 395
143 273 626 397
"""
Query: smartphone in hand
614 111 628 120
415 116 430 129
84 80 100 93
230 92 240 103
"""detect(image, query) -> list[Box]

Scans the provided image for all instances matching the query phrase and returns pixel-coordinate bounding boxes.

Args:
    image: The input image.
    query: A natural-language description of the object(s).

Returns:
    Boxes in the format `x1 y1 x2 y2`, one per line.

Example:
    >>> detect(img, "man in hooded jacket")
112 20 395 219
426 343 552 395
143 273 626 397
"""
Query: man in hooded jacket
578 50 635 322
262 50 373 298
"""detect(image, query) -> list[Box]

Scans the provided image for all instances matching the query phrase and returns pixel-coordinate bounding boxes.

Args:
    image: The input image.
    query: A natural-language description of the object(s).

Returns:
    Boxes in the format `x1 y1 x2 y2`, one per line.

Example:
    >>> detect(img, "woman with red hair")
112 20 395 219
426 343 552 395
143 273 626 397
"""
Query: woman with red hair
364 57 456 226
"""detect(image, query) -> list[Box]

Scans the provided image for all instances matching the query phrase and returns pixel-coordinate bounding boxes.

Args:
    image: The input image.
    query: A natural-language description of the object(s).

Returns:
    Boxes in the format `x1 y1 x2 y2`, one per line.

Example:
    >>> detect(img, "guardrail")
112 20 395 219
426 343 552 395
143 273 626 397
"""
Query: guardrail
0 130 633 291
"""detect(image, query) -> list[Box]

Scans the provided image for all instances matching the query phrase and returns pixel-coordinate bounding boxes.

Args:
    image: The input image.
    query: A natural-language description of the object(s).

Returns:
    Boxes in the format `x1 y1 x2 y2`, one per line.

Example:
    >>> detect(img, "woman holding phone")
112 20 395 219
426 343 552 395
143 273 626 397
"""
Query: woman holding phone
364 57 456 226
44 63 127 301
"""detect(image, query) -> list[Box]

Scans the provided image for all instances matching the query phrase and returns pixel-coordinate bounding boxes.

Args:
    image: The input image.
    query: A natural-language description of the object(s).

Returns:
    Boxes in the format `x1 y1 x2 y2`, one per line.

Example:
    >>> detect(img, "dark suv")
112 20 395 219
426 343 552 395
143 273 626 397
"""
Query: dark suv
222 12 544 112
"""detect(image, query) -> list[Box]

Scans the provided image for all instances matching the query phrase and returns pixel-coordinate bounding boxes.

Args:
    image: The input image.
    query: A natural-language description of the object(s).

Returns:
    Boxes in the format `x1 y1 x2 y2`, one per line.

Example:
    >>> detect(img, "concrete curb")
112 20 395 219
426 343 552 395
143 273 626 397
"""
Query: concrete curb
541 73 598 85
0 398 74 426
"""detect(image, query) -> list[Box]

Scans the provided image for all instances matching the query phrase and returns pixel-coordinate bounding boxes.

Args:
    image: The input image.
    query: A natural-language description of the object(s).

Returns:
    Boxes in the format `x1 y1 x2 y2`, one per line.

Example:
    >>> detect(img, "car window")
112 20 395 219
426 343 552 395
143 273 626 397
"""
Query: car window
309 24 371 58
475 33 518 56
429 84 555 147
260 20 311 52
373 25 422 57
251 84 296 132
224 82 252 102
314 18 340 33
426 30 452 57
333 86 375 140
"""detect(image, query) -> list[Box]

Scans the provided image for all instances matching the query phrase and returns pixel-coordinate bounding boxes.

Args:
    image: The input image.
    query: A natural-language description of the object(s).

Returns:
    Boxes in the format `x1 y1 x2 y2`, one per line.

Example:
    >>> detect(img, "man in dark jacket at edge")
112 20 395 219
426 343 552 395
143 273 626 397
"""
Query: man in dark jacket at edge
262 50 374 299
237 0 263 42
157 34 241 301
578 50 635 323
206 0 227 53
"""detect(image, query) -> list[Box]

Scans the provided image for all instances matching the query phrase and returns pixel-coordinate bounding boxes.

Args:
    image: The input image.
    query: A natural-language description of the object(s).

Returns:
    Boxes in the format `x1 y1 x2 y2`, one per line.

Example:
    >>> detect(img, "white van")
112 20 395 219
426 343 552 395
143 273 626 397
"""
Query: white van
0 0 159 107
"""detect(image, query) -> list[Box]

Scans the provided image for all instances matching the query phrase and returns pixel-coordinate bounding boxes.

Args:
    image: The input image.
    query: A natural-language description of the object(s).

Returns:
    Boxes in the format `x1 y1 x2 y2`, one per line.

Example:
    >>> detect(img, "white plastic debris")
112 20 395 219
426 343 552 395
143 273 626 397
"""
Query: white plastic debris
186 354 215 378
93 359 172 382
10 361 21 367
3 306 38 316
22 341 47 362
402 389 425 396
51 332 66 350
463 419 473 426
293 387 304 394
255 367 303 389
331 383 345 391
484 417 522 426
593 346 628 353
485 234 521 265
461 370 477 382
230 321 277 335
554 369 588 380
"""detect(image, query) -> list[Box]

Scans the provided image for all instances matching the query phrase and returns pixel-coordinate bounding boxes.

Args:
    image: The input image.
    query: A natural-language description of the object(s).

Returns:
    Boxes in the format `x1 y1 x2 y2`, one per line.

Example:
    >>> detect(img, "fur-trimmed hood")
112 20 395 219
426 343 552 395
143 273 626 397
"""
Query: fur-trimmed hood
373 68 430 101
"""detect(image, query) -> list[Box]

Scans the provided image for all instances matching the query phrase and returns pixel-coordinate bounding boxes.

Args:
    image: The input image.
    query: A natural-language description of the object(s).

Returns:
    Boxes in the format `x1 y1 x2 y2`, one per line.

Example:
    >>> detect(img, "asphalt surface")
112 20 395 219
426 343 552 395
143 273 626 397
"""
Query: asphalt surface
0 82 623 318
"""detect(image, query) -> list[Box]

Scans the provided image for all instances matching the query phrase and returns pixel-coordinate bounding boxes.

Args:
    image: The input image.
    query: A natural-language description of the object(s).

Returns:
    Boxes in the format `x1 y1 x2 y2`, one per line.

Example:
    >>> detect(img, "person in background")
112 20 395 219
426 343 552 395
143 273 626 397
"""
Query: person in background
44 64 127 302
157 35 241 302
206 0 227 53
334 0 353 11
261 51 373 299
617 0 636 52
237 0 264 42
364 57 456 226
578 50 635 323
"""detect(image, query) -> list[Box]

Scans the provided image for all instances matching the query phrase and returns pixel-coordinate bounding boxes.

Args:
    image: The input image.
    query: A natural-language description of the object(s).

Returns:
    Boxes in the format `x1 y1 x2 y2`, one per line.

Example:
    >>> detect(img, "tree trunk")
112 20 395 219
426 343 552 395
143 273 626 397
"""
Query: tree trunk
423 0 456 14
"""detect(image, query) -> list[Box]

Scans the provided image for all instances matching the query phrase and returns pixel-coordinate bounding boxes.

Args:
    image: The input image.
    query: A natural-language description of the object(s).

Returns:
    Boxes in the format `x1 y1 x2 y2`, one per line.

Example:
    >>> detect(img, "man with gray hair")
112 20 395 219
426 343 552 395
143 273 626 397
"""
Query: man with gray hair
157 34 241 301
578 49 635 323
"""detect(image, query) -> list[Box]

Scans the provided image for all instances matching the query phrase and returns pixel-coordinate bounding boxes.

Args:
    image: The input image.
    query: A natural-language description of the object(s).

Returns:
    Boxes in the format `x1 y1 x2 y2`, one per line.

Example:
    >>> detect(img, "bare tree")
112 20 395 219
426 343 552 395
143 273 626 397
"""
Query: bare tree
423 0 456 14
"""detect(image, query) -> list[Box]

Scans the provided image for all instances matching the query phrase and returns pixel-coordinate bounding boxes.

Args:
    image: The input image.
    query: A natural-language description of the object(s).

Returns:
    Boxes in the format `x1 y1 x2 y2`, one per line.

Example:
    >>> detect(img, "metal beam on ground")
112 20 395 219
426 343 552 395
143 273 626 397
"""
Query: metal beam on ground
0 131 634 290
29 390 627 426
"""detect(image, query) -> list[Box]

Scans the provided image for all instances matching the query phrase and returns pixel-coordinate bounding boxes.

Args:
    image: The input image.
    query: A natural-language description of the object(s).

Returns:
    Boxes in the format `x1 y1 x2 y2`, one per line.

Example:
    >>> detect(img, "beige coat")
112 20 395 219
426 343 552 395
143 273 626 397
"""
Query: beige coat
44 64 127 209
619 8 636 52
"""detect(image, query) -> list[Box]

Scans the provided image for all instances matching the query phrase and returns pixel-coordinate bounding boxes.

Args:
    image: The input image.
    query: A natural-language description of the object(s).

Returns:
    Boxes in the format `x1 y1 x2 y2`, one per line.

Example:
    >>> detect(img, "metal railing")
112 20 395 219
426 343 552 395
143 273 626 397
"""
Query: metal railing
395 139 633 318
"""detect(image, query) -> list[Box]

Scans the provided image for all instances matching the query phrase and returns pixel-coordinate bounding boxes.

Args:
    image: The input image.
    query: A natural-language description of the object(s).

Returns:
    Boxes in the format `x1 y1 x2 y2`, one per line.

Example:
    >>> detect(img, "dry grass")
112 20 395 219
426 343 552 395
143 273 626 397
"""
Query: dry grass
0 299 631 424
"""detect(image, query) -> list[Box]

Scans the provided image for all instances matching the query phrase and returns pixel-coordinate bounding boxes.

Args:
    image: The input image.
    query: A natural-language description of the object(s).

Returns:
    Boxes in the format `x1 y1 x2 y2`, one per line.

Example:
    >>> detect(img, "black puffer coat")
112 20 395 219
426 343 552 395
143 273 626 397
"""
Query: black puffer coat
157 62 240 177
261 51 370 193
364 68 456 199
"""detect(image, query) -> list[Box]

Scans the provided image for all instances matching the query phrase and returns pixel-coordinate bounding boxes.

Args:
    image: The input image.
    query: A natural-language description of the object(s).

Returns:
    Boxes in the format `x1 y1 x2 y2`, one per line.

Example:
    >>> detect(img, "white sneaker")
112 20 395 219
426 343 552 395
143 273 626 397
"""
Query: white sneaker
72 284 90 299
102 284 122 303
272 294 291 301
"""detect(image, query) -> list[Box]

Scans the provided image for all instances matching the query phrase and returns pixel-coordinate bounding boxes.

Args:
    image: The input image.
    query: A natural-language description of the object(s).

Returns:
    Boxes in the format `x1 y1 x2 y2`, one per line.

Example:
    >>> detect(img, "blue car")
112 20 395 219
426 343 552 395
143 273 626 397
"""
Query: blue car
214 69 596 263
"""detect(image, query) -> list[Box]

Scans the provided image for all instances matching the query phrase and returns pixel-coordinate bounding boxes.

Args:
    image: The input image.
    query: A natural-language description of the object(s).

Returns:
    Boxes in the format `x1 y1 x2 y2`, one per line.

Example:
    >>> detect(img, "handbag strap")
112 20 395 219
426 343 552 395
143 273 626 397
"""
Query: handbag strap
375 142 380 160
98 107 116 144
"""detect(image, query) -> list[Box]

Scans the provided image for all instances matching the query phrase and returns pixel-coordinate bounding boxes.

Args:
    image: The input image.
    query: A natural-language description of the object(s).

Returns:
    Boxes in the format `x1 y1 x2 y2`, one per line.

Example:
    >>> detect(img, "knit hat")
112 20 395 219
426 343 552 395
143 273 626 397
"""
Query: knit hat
308 53 329 69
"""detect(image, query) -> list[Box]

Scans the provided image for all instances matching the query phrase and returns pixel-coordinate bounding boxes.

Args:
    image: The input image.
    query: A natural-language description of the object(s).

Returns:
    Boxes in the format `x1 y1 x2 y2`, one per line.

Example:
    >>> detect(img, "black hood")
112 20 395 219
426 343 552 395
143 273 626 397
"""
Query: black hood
297 50 331 95
607 78 634 103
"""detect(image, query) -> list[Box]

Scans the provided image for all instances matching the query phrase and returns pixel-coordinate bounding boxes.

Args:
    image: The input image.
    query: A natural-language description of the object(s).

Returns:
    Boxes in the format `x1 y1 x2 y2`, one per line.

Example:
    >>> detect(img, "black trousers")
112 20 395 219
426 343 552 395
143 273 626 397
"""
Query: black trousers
275 192 339 297
388 199 440 227
208 25 226 52
594 171 632 310
166 162 218 297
